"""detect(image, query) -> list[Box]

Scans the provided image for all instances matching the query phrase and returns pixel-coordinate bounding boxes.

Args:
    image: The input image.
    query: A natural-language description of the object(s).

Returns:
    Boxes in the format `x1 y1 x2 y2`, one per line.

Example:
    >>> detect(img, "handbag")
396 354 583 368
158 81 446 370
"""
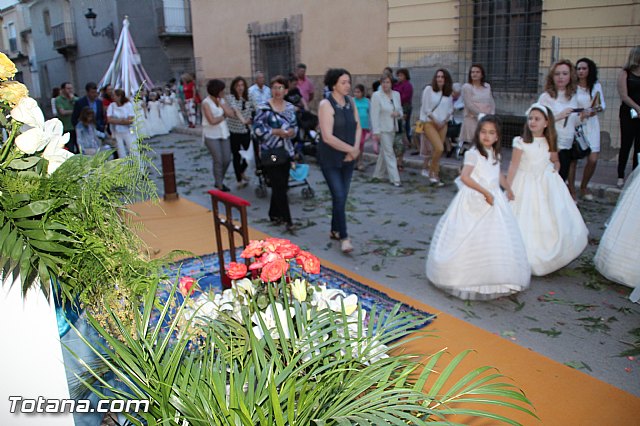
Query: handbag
414 120 425 134
260 146 289 168
571 124 591 160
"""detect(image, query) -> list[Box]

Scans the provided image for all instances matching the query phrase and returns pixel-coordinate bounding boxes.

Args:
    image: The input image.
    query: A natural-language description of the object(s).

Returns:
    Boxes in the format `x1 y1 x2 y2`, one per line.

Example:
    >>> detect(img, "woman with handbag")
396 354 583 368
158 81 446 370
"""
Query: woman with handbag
317 68 362 253
370 74 403 187
617 45 640 188
460 64 495 155
225 76 253 189
538 59 580 199
253 75 298 231
419 69 454 186
202 79 236 192
576 58 606 200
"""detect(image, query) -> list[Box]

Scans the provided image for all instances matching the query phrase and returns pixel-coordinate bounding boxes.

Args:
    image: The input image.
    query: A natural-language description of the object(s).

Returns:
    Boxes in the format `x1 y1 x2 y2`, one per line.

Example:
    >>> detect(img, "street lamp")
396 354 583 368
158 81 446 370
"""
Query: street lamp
84 8 114 43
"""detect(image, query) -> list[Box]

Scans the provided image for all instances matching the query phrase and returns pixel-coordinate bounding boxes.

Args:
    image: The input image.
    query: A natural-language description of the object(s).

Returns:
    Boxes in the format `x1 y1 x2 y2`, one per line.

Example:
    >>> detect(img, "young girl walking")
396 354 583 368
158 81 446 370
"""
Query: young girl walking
353 84 371 171
507 103 589 276
426 115 530 300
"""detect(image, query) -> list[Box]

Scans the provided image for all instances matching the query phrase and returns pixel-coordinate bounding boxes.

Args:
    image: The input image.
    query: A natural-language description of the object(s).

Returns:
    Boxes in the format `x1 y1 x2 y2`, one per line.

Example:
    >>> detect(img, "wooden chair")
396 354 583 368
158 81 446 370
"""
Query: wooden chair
207 190 251 288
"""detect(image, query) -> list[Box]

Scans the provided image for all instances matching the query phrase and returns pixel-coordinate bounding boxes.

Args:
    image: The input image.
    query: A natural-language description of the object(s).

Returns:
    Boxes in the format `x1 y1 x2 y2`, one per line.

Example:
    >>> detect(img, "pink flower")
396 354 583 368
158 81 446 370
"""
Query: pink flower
260 256 289 283
179 276 196 297
241 240 264 259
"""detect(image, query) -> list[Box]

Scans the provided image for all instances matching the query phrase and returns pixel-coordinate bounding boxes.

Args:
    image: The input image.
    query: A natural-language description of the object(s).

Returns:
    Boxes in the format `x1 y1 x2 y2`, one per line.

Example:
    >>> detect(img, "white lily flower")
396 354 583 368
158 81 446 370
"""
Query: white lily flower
10 97 44 129
291 278 308 302
315 288 359 316
14 116 64 155
43 131 72 174
233 278 255 297
251 303 294 339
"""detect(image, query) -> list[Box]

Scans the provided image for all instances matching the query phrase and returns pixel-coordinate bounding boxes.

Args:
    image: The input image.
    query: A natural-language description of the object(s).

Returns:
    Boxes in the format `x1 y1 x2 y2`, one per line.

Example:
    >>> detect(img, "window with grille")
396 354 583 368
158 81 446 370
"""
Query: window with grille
466 0 542 92
258 35 293 80
8 22 17 52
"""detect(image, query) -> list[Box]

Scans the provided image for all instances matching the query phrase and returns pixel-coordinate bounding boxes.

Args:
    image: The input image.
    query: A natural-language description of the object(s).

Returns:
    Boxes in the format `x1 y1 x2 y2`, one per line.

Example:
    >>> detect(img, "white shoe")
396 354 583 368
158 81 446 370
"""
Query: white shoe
421 169 430 178
617 178 624 188
429 177 438 184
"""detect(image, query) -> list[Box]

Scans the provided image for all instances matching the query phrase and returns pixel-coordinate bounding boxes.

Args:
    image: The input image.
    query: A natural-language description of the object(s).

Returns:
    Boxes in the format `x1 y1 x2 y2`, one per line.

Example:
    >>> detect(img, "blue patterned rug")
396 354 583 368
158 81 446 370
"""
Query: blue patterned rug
164 251 435 331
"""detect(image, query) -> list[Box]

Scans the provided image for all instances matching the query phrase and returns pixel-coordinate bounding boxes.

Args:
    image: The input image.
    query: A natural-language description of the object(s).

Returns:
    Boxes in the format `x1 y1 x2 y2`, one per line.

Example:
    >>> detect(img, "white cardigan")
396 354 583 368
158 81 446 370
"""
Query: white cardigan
370 90 402 134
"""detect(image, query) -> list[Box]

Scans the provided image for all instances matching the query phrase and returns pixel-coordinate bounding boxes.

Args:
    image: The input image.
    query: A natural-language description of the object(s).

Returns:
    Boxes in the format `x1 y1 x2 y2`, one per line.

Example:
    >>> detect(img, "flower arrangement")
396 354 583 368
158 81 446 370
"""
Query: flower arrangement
178 238 377 355
0 53 159 331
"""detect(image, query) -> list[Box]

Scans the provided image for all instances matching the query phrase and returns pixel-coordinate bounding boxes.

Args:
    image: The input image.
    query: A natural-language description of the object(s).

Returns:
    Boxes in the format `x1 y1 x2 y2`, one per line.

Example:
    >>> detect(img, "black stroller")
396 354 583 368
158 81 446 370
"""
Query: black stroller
253 134 315 200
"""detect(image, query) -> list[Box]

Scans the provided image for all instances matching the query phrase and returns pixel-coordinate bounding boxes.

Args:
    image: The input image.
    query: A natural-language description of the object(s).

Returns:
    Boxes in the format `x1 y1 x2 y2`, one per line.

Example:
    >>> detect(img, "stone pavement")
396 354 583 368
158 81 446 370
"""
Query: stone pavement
144 128 639 397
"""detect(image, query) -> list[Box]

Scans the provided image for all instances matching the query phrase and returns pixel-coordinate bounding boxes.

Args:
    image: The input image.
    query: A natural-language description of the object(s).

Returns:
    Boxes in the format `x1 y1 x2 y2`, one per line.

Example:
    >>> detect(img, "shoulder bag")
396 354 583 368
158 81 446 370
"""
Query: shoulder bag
571 124 591 160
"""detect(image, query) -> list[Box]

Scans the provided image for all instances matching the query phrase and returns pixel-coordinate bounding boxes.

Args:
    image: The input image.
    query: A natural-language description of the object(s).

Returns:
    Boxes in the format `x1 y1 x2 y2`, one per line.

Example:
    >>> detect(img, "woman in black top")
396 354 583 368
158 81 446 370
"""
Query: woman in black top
617 45 640 187
317 68 362 253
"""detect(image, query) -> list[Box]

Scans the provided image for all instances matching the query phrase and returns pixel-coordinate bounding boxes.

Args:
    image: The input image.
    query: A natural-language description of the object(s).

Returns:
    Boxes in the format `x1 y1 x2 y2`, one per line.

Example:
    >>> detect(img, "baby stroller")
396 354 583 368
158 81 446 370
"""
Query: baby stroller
295 110 320 160
253 136 315 200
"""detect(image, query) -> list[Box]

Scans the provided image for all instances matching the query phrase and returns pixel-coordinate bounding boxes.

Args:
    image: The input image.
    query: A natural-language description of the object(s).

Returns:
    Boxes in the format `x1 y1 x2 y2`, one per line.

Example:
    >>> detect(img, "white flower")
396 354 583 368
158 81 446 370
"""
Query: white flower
313 287 359 316
233 278 255 297
11 97 44 129
251 303 294 339
42 130 72 174
291 278 307 302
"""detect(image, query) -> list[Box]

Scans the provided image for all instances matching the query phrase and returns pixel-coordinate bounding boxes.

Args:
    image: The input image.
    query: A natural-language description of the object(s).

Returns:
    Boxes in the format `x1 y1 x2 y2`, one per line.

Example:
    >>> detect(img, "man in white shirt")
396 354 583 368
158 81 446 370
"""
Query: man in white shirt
248 71 271 107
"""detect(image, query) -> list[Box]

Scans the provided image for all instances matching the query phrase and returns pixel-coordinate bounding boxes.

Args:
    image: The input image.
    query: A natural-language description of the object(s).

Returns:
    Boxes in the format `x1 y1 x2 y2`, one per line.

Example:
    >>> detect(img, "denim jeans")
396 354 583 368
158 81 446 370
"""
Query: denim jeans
321 162 355 239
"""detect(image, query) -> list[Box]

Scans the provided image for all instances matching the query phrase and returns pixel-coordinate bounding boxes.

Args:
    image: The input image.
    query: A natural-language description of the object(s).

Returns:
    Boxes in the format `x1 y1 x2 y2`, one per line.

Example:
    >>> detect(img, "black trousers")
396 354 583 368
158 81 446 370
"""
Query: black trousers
265 162 292 225
618 111 640 178
558 148 574 181
230 132 251 182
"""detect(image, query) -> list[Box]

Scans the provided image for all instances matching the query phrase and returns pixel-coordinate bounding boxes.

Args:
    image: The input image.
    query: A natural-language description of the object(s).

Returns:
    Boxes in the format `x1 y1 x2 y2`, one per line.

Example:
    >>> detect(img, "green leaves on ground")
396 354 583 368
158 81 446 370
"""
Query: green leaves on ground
529 327 562 337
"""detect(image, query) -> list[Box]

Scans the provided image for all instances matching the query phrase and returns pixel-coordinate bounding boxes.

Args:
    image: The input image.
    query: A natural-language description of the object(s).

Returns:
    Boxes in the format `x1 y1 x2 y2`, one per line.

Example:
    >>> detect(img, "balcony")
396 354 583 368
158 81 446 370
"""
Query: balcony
156 0 192 37
51 22 77 54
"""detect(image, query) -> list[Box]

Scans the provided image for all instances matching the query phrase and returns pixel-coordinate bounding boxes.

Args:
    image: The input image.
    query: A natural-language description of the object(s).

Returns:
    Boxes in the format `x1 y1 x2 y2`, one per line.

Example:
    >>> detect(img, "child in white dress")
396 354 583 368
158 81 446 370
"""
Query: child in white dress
594 153 640 298
426 115 530 300
507 103 589 276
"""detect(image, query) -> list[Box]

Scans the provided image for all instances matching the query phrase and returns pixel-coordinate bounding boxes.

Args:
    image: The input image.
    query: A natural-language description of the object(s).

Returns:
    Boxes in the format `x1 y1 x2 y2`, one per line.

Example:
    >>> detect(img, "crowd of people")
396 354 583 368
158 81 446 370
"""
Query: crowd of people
49 47 640 298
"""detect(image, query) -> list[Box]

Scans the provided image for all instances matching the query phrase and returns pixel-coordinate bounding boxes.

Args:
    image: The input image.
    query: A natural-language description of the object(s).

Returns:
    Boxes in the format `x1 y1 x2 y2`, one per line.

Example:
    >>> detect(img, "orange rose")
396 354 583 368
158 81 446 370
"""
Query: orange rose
226 262 248 280
262 237 289 253
179 276 196 297
260 256 289 283
296 251 320 274
241 240 264 259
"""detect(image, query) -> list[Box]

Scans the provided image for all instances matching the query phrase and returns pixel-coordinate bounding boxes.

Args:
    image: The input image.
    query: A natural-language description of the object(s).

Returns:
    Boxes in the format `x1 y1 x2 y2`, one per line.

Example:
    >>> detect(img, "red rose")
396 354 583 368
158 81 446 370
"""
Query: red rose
241 240 264 259
179 276 197 297
226 262 248 280
260 256 289 282
296 251 320 274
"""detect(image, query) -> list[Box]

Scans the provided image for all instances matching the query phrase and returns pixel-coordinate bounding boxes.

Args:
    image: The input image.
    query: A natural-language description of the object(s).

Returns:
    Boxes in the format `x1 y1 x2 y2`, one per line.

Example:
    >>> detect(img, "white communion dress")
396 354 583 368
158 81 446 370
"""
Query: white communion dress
510 136 589 276
426 148 531 300
145 100 169 137
594 155 640 291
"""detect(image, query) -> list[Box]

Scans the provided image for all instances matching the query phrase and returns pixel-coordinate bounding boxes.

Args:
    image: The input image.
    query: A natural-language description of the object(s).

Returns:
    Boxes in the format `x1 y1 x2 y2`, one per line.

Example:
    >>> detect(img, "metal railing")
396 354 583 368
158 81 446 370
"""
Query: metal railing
51 22 76 50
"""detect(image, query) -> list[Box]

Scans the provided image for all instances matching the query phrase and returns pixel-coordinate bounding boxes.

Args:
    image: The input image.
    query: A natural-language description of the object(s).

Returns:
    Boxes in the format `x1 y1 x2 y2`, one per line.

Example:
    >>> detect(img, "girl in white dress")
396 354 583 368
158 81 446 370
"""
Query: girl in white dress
507 103 589 276
145 91 169 137
426 115 530 300
594 153 640 296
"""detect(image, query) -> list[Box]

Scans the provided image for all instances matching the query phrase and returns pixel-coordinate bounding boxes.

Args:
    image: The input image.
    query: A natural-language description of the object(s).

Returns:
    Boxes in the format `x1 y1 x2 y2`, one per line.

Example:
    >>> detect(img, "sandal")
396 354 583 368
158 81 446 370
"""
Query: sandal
340 239 354 253
330 231 341 240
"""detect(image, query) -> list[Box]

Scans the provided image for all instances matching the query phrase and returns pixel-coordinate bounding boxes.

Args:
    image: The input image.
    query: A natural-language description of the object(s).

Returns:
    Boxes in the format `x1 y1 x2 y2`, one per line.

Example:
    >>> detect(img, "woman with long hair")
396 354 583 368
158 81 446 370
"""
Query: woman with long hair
538 59 580 198
225 76 253 188
575 57 606 199
460 64 495 151
616 45 640 187
419 68 454 186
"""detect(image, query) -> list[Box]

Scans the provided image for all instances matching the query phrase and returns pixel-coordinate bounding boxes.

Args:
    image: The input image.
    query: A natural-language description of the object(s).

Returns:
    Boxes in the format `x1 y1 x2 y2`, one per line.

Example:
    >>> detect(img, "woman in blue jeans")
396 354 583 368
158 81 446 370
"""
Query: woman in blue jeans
317 68 362 253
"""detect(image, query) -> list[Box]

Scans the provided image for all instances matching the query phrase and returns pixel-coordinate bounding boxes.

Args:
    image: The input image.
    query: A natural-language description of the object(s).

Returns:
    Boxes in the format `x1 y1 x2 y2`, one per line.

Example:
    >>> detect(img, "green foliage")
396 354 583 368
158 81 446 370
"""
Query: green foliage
71 279 537 425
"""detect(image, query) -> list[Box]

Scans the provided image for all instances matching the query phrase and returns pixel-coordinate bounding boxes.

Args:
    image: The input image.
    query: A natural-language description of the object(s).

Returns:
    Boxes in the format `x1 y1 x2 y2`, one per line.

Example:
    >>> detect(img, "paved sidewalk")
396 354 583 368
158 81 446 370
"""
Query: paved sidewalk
147 129 640 397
